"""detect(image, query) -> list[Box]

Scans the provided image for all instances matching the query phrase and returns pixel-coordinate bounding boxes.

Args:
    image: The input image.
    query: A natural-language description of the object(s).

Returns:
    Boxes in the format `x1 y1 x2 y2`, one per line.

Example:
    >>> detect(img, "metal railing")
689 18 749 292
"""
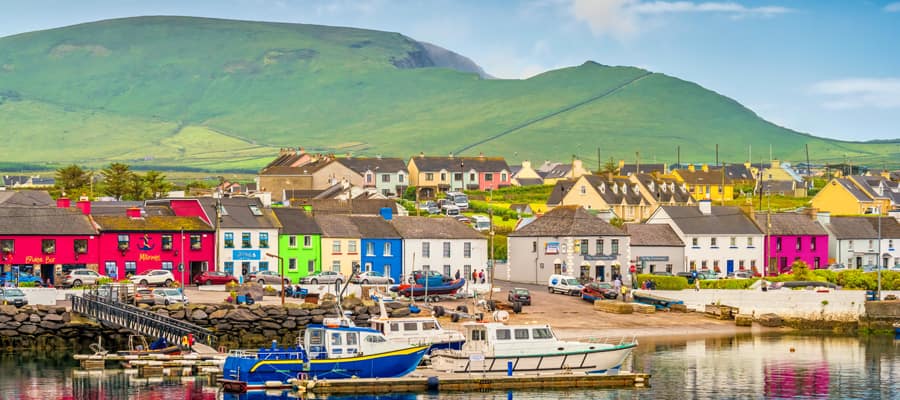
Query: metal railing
70 293 216 347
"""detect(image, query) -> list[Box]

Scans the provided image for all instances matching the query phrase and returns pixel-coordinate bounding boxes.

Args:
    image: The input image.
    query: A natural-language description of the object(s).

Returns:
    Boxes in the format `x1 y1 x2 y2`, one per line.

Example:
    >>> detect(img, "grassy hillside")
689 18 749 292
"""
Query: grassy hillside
0 16 896 172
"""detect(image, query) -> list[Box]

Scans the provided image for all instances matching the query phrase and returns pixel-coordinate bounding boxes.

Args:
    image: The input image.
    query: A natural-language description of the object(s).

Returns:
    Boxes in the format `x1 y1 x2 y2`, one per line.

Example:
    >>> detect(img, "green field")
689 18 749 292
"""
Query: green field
1 16 897 172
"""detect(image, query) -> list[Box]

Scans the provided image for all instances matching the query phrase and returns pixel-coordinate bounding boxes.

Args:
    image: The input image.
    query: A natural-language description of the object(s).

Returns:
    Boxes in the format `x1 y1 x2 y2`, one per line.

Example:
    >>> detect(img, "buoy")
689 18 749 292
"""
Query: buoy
493 310 510 322
426 376 440 391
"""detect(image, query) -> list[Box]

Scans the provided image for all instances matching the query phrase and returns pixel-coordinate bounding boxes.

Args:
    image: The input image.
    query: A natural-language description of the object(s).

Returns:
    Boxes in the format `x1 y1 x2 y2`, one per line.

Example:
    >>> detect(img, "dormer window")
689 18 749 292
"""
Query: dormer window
599 183 606 193
249 204 263 216
612 184 618 194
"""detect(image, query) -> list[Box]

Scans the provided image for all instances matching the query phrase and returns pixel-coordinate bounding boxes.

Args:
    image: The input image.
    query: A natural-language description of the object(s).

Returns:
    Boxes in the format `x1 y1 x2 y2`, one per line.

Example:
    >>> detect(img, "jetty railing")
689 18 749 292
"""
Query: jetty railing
69 293 216 347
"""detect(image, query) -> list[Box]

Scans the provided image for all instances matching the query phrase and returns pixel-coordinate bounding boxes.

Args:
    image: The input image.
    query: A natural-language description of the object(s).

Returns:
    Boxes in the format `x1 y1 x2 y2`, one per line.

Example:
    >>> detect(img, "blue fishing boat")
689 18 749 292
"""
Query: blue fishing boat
220 318 429 392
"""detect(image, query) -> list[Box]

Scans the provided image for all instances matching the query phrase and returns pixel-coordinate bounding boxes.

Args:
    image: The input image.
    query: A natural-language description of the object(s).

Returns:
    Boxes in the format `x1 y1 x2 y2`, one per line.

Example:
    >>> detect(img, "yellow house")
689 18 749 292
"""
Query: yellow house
560 174 695 222
811 177 892 215
671 164 735 201
750 160 795 182
314 214 361 278
538 159 591 186
511 160 544 186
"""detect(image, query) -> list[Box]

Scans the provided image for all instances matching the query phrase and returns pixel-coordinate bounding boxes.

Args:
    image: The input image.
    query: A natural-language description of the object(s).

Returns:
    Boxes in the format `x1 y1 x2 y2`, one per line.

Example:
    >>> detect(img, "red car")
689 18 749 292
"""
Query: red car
193 271 238 285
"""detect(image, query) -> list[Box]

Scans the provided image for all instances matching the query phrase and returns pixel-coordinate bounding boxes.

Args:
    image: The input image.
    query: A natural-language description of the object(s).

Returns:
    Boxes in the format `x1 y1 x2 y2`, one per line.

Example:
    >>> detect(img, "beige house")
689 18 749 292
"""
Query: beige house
257 153 363 202
558 174 694 222
315 214 362 278
511 160 544 186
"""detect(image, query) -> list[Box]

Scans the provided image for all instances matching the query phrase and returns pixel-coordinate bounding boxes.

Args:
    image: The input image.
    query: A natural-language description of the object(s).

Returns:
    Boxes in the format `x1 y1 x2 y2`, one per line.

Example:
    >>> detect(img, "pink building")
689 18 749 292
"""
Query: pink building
759 213 829 275
93 207 215 284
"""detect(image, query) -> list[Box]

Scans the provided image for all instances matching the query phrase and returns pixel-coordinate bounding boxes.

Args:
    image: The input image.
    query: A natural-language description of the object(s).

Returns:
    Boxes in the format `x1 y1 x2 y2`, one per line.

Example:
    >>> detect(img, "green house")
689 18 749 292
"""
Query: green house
272 208 322 283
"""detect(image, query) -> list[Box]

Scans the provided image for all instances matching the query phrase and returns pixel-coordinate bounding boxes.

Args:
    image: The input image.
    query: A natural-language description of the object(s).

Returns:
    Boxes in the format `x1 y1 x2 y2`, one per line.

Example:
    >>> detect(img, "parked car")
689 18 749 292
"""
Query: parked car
133 288 159 306
62 269 107 287
194 270 239 285
152 288 188 305
651 271 674 276
827 263 848 271
0 271 44 287
726 271 753 279
452 215 470 224
443 205 461 216
248 270 290 286
547 274 583 296
507 287 532 305
131 269 175 287
418 201 440 215
676 272 696 283
0 288 28 307
582 282 619 300
351 270 394 285
300 271 345 285
696 270 719 280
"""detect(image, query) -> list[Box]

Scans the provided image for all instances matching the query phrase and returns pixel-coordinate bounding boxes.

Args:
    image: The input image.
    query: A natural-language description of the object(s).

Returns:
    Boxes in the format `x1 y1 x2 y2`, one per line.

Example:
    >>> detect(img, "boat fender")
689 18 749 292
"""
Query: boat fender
492 310 510 322
451 313 460 323
433 305 445 317
426 376 440 391
409 305 421 314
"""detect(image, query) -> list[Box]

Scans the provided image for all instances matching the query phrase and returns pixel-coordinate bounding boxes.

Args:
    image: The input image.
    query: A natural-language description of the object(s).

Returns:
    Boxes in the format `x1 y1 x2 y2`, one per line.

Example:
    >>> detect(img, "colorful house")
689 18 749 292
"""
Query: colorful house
0 202 99 285
315 214 361 277
336 156 409 198
391 216 487 281
821 213 900 269
811 176 896 216
671 164 735 201
408 153 511 196
756 212 829 274
352 211 403 283
272 207 322 283
510 160 544 186
197 197 281 280
92 207 215 284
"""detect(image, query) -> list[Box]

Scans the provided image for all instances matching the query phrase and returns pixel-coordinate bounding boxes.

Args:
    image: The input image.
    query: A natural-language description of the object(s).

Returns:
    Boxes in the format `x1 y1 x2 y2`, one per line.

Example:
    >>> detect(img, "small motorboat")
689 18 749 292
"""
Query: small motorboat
116 335 182 356
369 296 465 354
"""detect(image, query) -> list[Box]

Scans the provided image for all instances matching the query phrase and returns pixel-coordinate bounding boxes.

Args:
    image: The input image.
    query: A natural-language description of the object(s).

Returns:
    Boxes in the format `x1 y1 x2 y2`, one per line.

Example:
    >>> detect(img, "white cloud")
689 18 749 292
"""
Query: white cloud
811 78 900 110
570 0 792 38
885 2 900 12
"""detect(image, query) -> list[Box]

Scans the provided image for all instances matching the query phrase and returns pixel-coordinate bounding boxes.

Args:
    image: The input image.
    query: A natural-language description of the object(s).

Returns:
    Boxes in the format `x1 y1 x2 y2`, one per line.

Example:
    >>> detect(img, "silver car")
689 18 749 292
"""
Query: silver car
351 270 394 285
152 288 188 305
63 269 108 287
300 271 345 285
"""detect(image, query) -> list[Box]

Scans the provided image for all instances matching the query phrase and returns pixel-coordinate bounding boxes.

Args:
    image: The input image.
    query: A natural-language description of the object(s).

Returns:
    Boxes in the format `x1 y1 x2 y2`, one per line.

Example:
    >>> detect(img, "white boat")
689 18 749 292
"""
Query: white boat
368 297 466 353
430 322 637 374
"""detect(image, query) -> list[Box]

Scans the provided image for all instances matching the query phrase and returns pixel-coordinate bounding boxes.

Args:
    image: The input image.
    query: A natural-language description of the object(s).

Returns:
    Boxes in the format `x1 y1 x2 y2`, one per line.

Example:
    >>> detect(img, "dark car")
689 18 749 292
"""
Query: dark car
248 270 291 286
193 271 238 285
507 287 532 305
582 282 619 300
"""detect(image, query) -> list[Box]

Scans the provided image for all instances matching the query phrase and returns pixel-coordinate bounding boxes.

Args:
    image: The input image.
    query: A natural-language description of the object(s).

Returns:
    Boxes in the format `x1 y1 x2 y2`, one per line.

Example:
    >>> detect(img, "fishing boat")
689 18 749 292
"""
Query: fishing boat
220 318 429 392
368 297 465 354
430 322 637 374
391 270 466 297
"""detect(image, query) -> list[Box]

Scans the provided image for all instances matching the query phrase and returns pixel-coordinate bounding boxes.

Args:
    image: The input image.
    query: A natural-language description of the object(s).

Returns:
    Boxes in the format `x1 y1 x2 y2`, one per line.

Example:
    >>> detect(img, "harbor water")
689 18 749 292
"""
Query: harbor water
1 333 897 399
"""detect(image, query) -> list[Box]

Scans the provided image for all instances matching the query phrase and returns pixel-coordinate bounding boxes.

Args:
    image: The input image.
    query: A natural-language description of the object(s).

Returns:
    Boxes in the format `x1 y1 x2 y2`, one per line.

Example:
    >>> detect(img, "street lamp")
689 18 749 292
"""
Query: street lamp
266 253 285 305
180 227 185 303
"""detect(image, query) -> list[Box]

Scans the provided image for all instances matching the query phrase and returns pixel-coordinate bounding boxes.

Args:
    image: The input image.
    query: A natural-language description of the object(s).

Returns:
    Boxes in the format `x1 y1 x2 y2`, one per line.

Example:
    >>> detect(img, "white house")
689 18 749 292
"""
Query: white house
646 200 764 277
198 197 281 279
390 217 488 280
821 213 900 269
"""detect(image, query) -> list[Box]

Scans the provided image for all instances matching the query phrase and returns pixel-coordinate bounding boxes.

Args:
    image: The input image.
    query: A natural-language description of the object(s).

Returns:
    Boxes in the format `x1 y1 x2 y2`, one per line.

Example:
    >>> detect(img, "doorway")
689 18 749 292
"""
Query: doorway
40 264 54 285
595 265 605 282
726 260 734 275
190 261 204 285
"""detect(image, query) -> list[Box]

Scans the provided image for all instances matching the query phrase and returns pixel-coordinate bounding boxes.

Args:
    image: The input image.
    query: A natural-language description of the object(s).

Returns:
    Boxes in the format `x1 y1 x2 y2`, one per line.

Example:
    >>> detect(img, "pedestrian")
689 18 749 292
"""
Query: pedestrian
761 280 768 292
694 278 700 291
621 285 629 302
455 270 461 280
472 270 477 282
479 269 485 284
613 277 622 299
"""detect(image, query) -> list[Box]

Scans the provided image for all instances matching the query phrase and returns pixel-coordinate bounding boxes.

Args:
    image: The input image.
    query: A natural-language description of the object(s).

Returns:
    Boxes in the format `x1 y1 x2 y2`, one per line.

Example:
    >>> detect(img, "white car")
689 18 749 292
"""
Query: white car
152 288 188 305
131 269 175 287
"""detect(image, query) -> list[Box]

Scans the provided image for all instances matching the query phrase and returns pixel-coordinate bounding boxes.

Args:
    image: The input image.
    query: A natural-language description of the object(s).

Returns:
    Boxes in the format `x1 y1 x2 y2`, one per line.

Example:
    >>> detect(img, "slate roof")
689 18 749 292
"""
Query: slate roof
582 175 644 206
509 204 533 214
634 175 693 203
2 176 29 186
92 216 213 231
259 158 339 176
619 163 666 176
515 178 544 186
509 206 625 237
724 164 754 181
762 180 796 194
868 216 900 239
658 205 762 235
624 224 684 246
850 175 891 199
757 213 828 236
546 180 576 206
89 201 145 216
826 217 879 239
411 156 510 173
263 150 306 168
541 164 573 179
315 214 361 238
0 207 97 235
336 157 408 174
676 169 733 185
197 197 280 229
0 190 54 207
833 178 872 202
350 216 401 238
272 208 322 235
304 199 399 216
391 216 486 239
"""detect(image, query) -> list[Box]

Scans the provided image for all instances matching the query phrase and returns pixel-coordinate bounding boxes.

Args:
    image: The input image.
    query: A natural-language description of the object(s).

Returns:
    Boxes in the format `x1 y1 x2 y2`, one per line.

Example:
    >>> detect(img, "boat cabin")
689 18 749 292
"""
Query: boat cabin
305 318 389 360
461 322 557 355
371 317 442 337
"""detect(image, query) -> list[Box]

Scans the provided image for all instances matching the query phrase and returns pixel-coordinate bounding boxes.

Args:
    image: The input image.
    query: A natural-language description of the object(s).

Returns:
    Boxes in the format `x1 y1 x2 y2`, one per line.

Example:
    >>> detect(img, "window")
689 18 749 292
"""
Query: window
580 239 589 255
890 240 895 250
162 261 173 270
191 234 201 250
333 241 341 254
464 242 471 258
440 173 446 181
747 237 753 247
611 239 619 255
259 261 269 271
399 174 405 183
242 262 251 274
364 262 372 271
384 242 392 256
469 173 476 181
308 260 315 273
0 239 13 253
814 257 820 268
125 261 137 275
666 264 673 273
501 173 507 182
422 242 430 258
74 239 88 254
224 232 234 248
464 265 472 279
710 238 717 248
443 242 451 258
348 240 357 254
289 236 297 249
161 235 173 251
485 173 494 182
425 173 434 181
332 260 341 272
795 238 801 251
42 239 56 254
259 232 269 248
848 241 854 250
381 174 390 183
739 260 745 269
597 239 604 255
443 265 451 277
514 329 529 340
776 237 782 251
811 237 817 251
868 240 874 250
241 232 251 248
751 260 757 268
701 260 708 269
304 235 312 248
580 185 587 194
224 262 234 275
730 237 737 247
532 328 553 339
780 257 788 268
289 258 297 271
692 238 698 247
248 204 263 216
454 172 463 181
118 234 130 250
367 242 375 256
713 260 720 270
496 329 511 340
532 241 537 253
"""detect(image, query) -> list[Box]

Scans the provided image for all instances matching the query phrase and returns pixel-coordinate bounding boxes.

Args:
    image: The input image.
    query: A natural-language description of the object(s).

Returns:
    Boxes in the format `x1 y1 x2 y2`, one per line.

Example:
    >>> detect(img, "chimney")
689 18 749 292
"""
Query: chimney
419 152 425 159
75 199 91 215
698 199 712 215
816 211 831 226
448 152 454 159
688 164 695 172
804 207 818 220
126 207 142 218
618 159 625 169
380 207 393 221
701 164 709 172
522 160 531 170
56 197 71 209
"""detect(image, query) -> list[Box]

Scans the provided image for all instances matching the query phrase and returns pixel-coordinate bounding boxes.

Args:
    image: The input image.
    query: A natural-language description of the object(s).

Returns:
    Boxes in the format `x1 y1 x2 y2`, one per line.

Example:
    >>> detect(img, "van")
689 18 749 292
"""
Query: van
446 191 469 210
471 215 491 232
444 205 460 216
547 274 582 296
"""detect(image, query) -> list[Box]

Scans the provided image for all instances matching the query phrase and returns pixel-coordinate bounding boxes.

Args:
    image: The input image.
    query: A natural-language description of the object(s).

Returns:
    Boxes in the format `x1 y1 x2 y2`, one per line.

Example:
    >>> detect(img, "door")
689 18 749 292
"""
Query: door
596 265 605 282
190 262 204 284
726 260 734 275
40 264 54 285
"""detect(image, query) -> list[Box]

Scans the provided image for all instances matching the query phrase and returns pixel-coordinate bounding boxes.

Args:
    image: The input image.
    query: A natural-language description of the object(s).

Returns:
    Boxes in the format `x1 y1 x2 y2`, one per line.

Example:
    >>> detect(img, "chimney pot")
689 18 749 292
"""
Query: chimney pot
56 197 71 209
126 207 142 218
698 199 712 215
75 200 91 215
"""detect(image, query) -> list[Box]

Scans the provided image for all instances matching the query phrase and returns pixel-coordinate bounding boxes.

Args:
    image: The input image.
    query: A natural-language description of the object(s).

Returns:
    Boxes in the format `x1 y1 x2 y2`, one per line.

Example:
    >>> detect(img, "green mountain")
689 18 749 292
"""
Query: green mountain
0 16 896 172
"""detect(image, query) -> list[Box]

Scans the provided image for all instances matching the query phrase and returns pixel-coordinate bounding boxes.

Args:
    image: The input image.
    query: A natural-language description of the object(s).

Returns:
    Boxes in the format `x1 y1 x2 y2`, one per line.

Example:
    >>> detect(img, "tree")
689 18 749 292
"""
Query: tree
597 157 619 176
126 173 148 200
143 170 172 199
55 164 90 193
100 162 133 200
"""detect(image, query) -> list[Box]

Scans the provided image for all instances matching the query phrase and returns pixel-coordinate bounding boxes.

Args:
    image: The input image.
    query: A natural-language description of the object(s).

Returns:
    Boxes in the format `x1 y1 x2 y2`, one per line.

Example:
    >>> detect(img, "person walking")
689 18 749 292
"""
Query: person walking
694 278 701 291
455 269 461 280
479 269 485 284
613 277 622 299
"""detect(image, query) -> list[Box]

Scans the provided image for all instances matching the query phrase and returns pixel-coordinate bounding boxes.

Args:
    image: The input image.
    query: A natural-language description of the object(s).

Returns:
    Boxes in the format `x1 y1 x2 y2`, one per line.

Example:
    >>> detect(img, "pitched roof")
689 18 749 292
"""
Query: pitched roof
541 164 573 179
336 157 408 174
762 180 796 194
509 206 625 237
724 164 754 181
263 150 307 168
411 156 510 173
391 216 486 239
509 204 532 214
92 216 213 231
827 217 878 239
0 190 54 207
0 207 97 235
833 178 871 202
515 178 544 186
314 214 361 238
634 174 693 203
619 163 666 176
546 180 576 206
757 213 828 236
582 175 644 206
676 169 733 185
197 197 280 229
272 208 322 235
350 216 400 238
658 205 762 235
624 224 684 246
259 158 341 176
304 199 399 216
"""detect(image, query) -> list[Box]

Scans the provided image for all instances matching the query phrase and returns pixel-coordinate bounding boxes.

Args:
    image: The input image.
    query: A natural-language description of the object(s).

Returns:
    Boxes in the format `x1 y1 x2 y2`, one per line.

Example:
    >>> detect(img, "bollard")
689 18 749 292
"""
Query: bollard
507 361 513 376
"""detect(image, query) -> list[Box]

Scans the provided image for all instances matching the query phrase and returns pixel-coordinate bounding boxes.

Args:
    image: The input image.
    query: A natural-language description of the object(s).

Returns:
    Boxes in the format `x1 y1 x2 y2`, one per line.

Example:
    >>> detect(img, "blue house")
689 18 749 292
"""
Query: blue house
351 209 403 283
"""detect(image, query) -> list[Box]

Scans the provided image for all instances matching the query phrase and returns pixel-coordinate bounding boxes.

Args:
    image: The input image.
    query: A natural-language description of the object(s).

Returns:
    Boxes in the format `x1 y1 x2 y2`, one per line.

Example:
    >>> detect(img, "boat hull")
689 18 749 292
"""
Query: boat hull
391 279 465 297
430 343 636 374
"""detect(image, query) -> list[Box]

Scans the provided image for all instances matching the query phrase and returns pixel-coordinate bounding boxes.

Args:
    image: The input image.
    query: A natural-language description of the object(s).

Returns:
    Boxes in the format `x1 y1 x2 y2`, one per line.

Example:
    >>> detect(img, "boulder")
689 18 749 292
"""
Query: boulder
286 308 310 317
264 307 286 317
342 296 364 310
43 313 64 322
757 313 783 327
14 313 28 322
29 314 41 323
39 321 63 330
0 329 18 337
17 324 38 335
309 308 327 316
215 323 233 331
0 315 11 323
209 309 229 320
190 309 209 321
0 306 17 316
282 320 297 329
1 321 21 329
237 283 265 301
311 315 325 324
260 321 282 330
226 308 257 322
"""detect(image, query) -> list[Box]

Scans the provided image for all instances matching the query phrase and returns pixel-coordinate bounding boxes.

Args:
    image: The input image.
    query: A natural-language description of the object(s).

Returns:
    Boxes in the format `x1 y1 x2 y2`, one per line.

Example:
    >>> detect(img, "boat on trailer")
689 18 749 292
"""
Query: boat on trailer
430 322 636 374
220 318 429 392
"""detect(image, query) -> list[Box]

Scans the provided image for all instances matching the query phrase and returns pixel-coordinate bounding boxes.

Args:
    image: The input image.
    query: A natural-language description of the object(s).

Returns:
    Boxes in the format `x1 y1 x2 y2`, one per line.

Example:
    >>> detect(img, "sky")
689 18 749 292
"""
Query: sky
2 0 899 141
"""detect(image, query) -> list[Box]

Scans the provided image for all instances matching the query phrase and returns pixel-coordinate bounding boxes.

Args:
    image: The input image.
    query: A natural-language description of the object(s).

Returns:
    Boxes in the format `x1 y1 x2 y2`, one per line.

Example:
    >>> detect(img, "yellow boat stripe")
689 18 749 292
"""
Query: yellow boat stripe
249 345 429 372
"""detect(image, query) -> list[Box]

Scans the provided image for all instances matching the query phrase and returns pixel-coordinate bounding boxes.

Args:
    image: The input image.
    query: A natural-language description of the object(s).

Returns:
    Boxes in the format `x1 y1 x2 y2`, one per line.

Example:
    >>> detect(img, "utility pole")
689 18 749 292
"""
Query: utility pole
180 226 185 303
215 195 222 274
489 207 495 300
721 161 726 206
677 146 681 168
805 143 812 188
715 144 719 167
635 151 640 176
878 209 882 300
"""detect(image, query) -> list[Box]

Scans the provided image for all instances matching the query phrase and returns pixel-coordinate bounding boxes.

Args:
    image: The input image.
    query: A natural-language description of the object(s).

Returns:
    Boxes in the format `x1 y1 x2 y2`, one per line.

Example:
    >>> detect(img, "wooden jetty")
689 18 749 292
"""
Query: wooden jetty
291 370 650 394
73 351 225 378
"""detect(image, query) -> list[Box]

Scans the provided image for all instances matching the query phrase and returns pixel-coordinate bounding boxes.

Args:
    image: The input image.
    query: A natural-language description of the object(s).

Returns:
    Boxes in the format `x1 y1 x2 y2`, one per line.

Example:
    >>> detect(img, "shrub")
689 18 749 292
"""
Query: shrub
636 274 690 290
700 278 759 289
812 269 837 283
117 279 132 284
97 277 114 285
18 282 38 288
225 281 239 291
264 285 276 295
